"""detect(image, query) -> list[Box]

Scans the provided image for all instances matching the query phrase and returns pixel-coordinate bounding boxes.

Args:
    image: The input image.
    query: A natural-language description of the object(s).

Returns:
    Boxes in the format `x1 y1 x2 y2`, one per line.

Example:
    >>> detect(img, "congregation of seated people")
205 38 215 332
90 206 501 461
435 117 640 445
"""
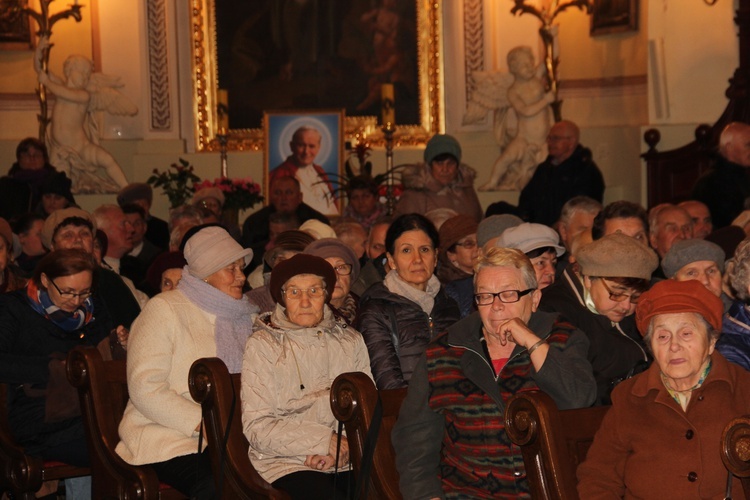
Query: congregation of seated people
4 124 750 499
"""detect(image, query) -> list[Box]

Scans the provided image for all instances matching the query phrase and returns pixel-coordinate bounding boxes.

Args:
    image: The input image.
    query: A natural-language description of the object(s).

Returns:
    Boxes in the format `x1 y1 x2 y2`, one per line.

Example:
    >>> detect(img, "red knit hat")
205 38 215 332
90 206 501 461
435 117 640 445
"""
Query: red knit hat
635 279 723 336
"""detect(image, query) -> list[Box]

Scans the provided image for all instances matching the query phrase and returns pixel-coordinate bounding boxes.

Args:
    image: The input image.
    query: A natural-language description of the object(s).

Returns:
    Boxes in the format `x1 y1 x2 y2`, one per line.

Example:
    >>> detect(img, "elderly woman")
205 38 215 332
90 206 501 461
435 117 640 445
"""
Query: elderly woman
12 212 47 275
357 214 460 389
116 225 257 499
578 279 750 498
0 249 109 497
718 238 750 370
304 238 361 325
394 134 483 221
394 246 596 499
143 250 187 297
242 254 372 499
436 214 478 285
540 233 659 404
497 222 565 290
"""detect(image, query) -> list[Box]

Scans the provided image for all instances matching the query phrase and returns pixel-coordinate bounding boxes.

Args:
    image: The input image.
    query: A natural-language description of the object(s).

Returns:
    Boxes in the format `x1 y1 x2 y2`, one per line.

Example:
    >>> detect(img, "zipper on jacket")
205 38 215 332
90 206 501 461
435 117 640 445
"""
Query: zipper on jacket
613 322 648 361
448 341 529 382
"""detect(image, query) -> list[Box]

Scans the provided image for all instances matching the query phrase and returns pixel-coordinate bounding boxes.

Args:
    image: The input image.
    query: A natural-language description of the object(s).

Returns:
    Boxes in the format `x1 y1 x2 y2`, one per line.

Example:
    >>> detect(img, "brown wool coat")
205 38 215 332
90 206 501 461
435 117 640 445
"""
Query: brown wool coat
577 352 750 499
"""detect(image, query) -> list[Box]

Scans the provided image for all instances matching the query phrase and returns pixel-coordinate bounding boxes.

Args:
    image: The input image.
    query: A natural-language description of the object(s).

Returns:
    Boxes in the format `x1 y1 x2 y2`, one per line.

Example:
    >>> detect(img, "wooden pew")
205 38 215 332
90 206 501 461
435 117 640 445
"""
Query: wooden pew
188 357 290 500
66 346 184 499
0 383 89 499
721 414 750 498
330 372 407 500
504 391 610 500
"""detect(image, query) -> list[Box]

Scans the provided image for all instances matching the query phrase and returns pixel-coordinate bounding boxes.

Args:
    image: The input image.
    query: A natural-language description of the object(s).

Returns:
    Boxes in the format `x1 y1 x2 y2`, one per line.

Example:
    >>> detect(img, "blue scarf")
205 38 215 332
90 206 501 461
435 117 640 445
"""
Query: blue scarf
177 268 258 373
26 280 94 333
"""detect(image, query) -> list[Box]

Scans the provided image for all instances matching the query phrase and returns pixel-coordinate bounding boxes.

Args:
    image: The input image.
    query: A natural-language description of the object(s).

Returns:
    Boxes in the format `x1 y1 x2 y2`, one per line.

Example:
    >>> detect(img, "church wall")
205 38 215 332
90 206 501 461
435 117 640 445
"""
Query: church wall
0 0 741 221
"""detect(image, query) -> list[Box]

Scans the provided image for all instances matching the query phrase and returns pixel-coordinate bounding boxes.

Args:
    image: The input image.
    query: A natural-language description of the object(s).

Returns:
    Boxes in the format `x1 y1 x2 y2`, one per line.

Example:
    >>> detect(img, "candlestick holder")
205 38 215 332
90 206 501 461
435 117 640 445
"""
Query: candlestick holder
382 122 396 216
217 133 229 178
23 0 84 141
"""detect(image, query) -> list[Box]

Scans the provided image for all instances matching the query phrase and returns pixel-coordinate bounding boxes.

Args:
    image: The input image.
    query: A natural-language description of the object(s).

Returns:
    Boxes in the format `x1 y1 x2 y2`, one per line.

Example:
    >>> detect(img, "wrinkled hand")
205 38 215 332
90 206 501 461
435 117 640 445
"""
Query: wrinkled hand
305 454 335 471
487 317 538 350
328 432 349 468
115 325 129 350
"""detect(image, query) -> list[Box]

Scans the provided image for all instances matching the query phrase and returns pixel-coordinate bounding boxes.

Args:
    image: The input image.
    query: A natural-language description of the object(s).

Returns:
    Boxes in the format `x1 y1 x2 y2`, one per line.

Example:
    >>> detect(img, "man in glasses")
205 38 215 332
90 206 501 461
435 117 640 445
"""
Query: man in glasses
394 246 595 499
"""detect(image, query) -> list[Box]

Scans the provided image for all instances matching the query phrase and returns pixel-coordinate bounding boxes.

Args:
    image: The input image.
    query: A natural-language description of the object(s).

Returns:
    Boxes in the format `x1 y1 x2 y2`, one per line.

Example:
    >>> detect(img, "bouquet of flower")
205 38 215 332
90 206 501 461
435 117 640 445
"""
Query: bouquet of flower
194 177 263 210
147 158 201 208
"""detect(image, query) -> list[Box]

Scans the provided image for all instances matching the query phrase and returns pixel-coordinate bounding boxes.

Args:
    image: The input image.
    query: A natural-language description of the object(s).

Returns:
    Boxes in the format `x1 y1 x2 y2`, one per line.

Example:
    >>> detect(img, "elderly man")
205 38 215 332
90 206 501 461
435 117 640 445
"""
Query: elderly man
393 247 595 498
515 120 604 226
661 238 730 310
592 200 649 244
648 203 694 259
351 217 392 296
269 126 338 215
241 176 329 269
117 182 169 250
557 196 602 251
92 204 135 275
120 204 162 292
678 200 713 239
693 121 750 229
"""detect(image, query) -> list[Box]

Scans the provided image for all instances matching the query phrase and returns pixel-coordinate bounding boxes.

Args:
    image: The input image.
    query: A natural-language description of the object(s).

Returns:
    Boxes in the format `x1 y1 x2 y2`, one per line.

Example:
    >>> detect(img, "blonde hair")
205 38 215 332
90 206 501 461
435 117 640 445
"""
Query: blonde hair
474 246 537 289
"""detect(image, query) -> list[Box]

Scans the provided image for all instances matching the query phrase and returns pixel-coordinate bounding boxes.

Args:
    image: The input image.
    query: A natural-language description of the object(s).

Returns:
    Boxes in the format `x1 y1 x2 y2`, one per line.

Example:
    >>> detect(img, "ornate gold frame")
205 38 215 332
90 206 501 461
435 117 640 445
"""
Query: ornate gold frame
190 0 443 152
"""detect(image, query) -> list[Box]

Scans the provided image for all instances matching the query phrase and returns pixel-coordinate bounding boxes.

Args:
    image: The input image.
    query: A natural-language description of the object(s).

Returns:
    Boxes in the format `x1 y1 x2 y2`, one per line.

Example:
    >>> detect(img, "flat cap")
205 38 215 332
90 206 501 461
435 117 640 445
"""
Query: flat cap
575 233 658 280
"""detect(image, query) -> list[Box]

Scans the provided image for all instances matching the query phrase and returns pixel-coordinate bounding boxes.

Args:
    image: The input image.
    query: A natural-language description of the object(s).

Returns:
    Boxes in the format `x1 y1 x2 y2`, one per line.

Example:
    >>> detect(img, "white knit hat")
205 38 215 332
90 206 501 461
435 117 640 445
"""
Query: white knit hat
299 219 336 240
183 226 253 279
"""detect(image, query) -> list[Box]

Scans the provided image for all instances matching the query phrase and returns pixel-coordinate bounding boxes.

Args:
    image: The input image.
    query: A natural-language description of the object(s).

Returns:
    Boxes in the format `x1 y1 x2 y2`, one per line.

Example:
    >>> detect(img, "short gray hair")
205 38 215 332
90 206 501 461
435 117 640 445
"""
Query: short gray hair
474 246 538 290
559 196 602 226
728 238 750 301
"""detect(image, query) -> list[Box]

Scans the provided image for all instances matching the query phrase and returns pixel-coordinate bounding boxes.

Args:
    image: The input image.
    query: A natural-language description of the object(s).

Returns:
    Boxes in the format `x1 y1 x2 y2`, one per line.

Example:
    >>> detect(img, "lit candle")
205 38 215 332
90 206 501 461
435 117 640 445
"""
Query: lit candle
381 83 395 126
217 89 229 134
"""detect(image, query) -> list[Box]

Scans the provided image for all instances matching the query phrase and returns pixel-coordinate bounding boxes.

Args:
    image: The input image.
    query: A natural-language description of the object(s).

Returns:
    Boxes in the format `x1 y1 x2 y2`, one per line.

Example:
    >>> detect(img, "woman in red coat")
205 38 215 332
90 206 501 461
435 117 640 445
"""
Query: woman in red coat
578 279 750 498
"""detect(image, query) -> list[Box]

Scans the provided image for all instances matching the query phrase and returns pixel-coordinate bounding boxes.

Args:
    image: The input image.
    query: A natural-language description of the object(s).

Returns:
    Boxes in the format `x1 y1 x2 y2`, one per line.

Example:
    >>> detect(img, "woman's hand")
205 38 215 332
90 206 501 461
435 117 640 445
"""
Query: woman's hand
304 454 335 471
487 318 538 349
115 325 129 350
328 432 349 468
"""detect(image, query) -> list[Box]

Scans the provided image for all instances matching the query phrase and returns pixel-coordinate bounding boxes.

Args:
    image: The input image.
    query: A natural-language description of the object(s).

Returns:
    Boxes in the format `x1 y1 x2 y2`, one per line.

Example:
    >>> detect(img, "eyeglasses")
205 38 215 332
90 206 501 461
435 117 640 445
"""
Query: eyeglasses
474 288 535 306
49 279 92 300
596 278 640 303
282 287 326 300
455 239 477 250
331 263 352 276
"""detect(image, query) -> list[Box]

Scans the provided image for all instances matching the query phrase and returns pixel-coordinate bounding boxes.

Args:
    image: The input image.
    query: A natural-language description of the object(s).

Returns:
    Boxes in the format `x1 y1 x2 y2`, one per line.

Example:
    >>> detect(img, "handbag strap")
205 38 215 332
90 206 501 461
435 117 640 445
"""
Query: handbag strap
354 395 384 500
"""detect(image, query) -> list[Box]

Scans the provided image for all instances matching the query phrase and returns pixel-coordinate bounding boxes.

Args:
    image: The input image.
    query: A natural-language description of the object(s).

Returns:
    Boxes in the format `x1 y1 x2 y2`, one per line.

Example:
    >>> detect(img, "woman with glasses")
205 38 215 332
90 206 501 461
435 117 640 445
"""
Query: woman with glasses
242 254 371 499
393 246 595 498
539 233 658 405
116 225 257 499
0 248 107 495
357 214 460 390
436 214 479 285
303 238 361 325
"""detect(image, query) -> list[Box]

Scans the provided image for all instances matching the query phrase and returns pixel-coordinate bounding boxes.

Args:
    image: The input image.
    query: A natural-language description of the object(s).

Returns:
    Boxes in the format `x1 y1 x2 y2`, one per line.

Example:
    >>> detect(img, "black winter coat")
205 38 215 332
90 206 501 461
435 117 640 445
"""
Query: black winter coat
356 282 460 389
539 267 649 405
0 289 110 456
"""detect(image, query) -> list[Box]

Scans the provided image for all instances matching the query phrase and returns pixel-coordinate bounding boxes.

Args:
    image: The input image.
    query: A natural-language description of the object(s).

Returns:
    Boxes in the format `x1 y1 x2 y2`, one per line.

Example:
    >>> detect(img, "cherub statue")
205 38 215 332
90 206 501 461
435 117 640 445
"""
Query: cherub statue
464 45 554 191
35 36 137 193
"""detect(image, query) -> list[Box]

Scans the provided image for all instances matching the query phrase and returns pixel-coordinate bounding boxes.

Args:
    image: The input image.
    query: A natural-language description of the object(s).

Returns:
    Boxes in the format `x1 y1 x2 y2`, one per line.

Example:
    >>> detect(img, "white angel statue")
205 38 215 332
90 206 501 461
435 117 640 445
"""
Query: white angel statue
464 45 554 191
35 37 137 193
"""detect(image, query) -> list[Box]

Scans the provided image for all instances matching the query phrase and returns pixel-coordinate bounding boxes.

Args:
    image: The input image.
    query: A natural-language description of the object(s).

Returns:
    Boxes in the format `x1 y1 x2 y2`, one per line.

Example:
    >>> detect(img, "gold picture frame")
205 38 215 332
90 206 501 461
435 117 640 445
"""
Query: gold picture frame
189 0 442 152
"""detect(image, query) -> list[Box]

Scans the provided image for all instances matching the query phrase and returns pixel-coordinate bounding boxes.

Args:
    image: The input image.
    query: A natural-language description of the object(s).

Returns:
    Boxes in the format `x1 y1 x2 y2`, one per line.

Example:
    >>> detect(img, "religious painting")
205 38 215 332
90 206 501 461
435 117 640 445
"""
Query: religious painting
590 0 638 36
263 109 345 217
189 0 441 151
0 0 34 50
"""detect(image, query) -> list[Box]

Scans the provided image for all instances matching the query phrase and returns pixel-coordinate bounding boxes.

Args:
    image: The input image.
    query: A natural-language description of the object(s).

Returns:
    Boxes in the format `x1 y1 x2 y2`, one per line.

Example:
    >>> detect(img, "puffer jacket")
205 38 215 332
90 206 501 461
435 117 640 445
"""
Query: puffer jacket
356 282 460 389
718 300 750 371
394 162 483 221
241 304 372 484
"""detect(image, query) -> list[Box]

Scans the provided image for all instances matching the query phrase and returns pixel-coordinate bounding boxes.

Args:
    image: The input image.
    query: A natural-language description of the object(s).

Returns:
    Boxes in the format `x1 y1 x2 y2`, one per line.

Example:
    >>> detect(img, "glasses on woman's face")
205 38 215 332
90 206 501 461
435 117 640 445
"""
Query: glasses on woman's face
455 239 477 250
597 278 640 303
331 263 352 276
474 288 535 306
282 287 325 300
49 279 92 300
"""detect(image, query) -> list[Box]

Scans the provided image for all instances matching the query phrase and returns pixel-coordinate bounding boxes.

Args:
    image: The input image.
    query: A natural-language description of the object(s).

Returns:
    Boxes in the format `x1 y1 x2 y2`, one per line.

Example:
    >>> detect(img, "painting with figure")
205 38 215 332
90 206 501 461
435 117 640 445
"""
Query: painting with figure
264 110 344 217
215 0 418 129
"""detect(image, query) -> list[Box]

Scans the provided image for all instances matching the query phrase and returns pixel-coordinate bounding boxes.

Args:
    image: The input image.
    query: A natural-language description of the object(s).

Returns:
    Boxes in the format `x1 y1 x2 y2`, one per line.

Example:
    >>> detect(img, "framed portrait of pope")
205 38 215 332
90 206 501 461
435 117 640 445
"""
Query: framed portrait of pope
264 109 345 217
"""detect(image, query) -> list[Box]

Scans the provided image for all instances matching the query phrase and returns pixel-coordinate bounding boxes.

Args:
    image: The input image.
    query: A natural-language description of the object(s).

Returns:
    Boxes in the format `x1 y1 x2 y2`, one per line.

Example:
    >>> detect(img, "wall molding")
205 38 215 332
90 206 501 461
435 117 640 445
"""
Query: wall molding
146 0 171 131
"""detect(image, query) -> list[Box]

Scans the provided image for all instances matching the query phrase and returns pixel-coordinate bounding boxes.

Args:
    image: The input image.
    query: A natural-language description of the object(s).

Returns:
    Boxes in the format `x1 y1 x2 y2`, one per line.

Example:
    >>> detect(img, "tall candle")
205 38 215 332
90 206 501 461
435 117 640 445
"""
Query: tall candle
217 89 229 134
381 83 395 126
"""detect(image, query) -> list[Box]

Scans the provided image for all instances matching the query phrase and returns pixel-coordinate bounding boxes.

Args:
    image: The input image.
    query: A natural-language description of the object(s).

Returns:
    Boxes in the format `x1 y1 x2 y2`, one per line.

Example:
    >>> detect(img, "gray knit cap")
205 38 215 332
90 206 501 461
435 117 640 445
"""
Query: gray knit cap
661 239 725 278
575 233 659 280
477 214 523 248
